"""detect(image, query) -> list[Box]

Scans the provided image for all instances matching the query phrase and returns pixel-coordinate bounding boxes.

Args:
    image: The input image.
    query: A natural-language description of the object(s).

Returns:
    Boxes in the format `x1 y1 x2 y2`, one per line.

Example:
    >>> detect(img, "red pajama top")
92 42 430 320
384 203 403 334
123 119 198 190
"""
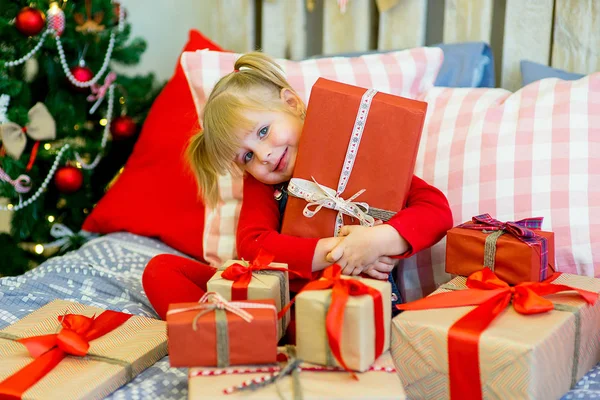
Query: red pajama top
236 174 453 293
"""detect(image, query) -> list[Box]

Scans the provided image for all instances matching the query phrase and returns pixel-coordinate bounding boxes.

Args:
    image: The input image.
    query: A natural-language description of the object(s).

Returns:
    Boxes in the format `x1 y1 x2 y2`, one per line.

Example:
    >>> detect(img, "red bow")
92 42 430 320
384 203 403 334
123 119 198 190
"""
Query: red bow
221 250 299 300
397 268 598 400
0 310 132 399
290 264 385 378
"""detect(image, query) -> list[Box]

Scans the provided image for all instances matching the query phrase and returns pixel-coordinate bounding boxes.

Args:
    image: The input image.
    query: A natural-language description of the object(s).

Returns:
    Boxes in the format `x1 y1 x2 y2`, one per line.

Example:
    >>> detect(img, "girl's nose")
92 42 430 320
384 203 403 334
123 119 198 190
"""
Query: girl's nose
256 145 272 164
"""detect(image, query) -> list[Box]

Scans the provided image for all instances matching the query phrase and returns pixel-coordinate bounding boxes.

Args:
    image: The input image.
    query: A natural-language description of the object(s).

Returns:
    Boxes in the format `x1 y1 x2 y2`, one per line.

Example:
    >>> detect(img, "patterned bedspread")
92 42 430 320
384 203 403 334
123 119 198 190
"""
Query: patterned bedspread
0 232 598 399
0 233 188 399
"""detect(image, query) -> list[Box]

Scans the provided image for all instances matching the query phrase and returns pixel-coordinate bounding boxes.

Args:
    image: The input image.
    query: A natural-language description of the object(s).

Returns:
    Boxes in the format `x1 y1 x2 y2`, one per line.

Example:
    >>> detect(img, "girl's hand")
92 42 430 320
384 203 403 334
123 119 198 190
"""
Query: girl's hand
327 224 407 276
327 225 383 275
361 256 397 280
313 236 344 271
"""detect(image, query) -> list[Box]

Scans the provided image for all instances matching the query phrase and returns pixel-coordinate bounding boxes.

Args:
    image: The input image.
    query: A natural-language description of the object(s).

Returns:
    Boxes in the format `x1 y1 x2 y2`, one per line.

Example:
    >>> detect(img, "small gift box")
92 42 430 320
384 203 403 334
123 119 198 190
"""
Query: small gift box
0 299 167 400
445 213 555 284
281 77 427 238
167 292 278 368
207 250 291 339
392 269 600 400
187 347 405 399
294 264 392 373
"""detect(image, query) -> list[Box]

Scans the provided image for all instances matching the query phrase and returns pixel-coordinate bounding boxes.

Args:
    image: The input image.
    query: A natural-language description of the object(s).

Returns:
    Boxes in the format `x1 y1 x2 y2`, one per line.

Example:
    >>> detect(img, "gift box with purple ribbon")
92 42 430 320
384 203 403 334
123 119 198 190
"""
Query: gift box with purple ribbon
445 213 555 284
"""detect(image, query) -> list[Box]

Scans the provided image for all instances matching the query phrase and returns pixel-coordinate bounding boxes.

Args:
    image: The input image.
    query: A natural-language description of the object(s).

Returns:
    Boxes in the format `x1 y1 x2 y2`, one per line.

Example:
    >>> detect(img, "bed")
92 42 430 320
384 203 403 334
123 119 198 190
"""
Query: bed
0 233 188 399
0 232 598 399
2 1 600 399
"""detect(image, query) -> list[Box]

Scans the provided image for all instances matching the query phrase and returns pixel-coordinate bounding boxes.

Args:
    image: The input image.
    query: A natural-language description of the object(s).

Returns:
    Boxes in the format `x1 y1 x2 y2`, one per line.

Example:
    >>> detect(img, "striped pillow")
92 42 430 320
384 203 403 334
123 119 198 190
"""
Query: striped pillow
398 73 600 302
180 48 444 266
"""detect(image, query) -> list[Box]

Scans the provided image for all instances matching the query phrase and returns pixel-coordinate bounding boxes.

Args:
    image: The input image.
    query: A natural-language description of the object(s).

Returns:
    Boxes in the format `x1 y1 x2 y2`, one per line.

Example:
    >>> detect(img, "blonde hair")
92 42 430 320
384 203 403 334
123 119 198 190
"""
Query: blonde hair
187 52 303 208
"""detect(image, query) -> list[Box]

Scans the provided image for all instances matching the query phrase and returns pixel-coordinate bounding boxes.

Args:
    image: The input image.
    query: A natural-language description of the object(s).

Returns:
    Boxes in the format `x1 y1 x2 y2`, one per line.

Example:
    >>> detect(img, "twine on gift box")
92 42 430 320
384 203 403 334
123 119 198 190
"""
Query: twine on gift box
223 345 304 400
482 229 505 270
167 292 278 368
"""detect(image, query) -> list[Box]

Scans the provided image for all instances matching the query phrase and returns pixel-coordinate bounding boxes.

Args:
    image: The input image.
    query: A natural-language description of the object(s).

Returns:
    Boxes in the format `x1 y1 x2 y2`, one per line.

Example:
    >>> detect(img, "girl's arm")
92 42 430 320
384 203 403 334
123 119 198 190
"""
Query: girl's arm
384 175 453 258
327 175 453 274
236 175 340 280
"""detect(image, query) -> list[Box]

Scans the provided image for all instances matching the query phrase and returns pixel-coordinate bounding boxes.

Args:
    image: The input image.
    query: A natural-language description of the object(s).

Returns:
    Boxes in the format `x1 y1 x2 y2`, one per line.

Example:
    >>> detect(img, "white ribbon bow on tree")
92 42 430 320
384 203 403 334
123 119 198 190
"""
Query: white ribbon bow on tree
0 102 56 159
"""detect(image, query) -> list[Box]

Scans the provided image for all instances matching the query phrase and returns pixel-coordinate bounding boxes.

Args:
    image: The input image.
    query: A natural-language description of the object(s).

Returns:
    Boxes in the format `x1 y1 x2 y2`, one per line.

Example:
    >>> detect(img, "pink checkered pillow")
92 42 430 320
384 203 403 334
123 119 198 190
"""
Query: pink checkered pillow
181 47 443 119
180 48 444 266
398 73 600 302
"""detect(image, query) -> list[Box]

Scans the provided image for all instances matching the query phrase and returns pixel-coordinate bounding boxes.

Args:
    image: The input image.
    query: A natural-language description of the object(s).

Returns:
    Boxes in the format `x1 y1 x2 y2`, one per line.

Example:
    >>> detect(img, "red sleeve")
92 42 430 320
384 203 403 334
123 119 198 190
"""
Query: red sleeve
386 175 453 258
236 175 319 280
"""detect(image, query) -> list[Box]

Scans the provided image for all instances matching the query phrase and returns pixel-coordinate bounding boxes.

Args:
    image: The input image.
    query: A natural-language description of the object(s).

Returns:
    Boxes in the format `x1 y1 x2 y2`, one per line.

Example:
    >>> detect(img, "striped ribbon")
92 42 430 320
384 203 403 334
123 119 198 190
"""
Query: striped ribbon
288 88 379 237
459 213 549 279
0 166 31 193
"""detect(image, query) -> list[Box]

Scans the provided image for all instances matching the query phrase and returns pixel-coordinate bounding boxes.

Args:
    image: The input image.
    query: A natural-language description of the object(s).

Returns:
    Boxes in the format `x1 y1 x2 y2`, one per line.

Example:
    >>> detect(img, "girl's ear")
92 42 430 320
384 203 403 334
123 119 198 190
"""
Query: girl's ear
280 88 304 115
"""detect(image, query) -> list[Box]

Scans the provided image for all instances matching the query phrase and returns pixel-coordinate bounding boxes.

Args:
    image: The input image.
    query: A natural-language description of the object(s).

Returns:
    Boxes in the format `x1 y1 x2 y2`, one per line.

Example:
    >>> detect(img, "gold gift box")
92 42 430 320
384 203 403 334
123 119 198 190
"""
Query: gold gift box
0 299 167 400
392 274 600 399
207 259 290 339
296 276 391 372
188 349 405 399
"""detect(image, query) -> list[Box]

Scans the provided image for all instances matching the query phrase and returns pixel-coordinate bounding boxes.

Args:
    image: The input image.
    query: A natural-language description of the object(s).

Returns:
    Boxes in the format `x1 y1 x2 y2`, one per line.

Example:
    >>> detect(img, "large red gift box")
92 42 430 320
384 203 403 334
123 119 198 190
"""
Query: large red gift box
281 78 427 238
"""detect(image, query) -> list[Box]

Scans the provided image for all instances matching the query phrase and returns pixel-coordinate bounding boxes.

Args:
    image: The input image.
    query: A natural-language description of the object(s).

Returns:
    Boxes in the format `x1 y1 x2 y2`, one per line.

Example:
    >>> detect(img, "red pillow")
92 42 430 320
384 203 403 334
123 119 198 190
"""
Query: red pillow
82 30 223 261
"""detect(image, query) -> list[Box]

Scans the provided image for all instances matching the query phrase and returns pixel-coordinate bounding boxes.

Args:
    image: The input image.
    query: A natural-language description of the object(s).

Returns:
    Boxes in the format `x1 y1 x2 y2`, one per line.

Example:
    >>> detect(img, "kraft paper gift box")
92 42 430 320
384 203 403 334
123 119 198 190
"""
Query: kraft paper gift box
391 271 600 400
167 293 278 368
295 265 392 373
281 77 427 238
187 348 406 399
207 254 290 340
446 213 556 285
0 299 167 400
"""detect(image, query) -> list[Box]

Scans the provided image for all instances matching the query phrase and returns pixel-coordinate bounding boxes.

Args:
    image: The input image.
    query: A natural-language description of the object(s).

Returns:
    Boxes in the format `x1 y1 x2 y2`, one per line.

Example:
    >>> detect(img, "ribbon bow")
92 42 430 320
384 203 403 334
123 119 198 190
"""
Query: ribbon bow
397 268 598 400
167 292 258 331
0 103 56 160
0 310 132 398
460 213 549 278
87 72 116 114
284 264 385 378
460 213 543 240
221 249 300 301
288 177 374 237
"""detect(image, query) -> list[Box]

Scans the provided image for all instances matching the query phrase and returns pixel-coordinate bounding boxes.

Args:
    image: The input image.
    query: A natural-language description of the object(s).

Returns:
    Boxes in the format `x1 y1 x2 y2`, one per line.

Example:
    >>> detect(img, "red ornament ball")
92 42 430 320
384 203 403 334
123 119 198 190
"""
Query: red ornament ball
69 65 93 92
15 7 46 36
70 65 94 84
110 116 137 140
54 166 83 194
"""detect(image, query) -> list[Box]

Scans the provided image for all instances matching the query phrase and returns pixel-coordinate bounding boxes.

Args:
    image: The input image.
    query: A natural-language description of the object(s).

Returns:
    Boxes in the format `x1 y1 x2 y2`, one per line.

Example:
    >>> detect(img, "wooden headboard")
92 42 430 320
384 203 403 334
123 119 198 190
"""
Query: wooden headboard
199 0 599 91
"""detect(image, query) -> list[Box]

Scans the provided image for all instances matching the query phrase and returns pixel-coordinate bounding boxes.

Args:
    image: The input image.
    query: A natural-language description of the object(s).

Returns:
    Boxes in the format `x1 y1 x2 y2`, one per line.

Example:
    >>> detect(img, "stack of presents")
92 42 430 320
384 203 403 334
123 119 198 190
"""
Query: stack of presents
1 78 600 399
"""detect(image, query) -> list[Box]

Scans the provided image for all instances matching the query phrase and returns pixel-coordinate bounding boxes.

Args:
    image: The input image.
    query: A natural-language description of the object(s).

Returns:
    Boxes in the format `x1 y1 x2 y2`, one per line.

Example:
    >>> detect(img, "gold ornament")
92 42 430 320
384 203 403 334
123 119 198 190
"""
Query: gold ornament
74 0 105 33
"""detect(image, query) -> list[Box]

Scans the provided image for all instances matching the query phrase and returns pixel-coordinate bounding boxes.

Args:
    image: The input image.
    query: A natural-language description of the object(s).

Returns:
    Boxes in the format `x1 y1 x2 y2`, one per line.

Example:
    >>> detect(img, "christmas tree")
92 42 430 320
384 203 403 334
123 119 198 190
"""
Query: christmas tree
0 0 161 275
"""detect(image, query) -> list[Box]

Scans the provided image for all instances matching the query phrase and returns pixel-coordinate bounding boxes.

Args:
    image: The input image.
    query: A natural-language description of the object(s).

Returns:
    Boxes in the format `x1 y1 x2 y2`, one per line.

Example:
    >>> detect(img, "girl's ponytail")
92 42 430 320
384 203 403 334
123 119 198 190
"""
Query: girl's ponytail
186 131 220 208
233 52 293 93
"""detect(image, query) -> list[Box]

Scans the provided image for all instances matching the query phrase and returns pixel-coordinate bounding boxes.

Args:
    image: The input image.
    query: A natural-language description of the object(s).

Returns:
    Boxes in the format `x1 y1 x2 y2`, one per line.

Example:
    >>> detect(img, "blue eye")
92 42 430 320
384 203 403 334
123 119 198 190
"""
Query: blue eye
258 126 269 138
243 151 254 164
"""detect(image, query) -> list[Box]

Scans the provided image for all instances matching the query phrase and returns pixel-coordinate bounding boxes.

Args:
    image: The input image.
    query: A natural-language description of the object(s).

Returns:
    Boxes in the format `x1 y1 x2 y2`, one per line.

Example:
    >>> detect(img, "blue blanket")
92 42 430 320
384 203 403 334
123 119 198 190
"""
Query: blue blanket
0 232 597 399
0 233 188 399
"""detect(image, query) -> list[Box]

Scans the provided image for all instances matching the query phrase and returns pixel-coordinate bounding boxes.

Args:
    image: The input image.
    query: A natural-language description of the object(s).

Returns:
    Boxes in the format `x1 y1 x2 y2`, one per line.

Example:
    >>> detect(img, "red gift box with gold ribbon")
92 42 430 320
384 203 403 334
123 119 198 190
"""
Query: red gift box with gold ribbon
392 269 600 400
0 299 167 400
446 214 556 284
167 292 278 368
281 77 426 238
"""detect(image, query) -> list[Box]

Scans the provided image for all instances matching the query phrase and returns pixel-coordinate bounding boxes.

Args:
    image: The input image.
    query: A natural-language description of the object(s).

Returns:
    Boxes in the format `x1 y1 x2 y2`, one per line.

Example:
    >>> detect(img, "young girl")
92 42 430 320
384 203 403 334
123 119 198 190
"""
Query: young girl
142 52 453 321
